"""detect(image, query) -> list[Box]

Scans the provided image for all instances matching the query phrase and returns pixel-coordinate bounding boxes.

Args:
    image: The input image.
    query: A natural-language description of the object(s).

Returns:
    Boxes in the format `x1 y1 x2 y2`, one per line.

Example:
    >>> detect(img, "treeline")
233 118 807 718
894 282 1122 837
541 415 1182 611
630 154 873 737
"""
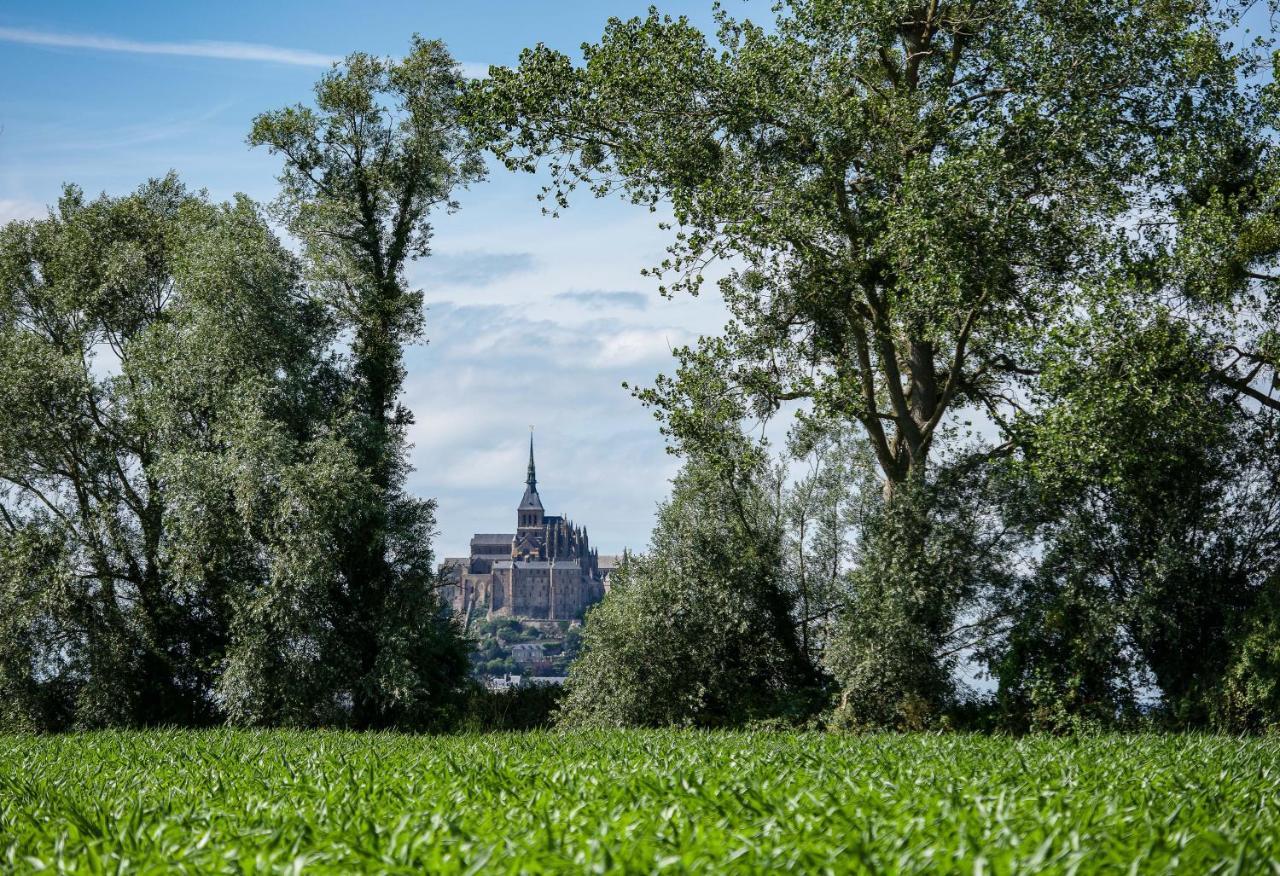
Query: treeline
3 1 1279 733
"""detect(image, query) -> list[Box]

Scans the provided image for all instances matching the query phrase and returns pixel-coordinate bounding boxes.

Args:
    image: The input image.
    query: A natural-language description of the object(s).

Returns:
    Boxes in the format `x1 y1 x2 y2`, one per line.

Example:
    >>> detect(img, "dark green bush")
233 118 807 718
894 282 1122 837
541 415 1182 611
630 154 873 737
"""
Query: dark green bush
459 683 564 732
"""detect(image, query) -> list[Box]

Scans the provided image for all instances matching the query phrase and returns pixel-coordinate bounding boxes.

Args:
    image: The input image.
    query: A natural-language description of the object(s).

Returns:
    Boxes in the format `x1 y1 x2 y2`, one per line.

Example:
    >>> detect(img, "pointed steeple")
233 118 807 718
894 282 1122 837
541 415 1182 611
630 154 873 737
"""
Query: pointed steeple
518 429 544 520
526 431 537 490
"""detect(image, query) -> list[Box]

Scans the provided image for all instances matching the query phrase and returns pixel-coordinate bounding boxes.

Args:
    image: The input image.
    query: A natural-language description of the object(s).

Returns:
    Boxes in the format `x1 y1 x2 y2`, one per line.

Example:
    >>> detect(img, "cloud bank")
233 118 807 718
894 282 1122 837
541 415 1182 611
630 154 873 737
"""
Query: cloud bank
0 200 45 223
555 290 649 310
421 251 538 287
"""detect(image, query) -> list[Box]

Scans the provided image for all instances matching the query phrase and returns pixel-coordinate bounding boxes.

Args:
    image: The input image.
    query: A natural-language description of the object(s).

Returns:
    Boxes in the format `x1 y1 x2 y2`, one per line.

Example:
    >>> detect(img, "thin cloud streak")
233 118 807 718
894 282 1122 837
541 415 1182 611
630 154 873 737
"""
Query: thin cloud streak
421 251 537 287
0 25 336 66
555 290 649 310
0 26 492 76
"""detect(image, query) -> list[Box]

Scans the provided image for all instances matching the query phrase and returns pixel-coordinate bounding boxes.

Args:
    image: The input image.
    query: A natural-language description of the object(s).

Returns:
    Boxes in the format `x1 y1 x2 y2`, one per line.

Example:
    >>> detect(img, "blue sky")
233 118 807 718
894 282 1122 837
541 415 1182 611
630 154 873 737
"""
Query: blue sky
0 0 741 559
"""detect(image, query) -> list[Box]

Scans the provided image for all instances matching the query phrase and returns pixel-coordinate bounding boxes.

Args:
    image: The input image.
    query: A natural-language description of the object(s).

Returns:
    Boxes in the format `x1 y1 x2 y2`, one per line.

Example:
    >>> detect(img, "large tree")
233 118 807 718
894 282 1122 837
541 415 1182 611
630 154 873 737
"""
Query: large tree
987 26 1280 729
473 0 1240 491
0 177 331 728
250 37 483 728
990 301 1280 729
471 0 1244 720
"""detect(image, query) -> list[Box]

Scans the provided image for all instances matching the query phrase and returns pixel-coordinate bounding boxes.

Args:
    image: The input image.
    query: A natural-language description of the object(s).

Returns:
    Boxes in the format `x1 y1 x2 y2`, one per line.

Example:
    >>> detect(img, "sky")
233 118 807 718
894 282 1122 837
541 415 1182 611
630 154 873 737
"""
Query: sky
0 0 745 559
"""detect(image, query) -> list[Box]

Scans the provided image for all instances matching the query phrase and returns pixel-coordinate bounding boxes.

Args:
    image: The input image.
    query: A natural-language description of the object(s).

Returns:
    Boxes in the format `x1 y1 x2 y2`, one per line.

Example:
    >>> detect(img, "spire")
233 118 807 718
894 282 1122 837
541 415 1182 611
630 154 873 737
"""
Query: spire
518 428 544 516
526 430 537 489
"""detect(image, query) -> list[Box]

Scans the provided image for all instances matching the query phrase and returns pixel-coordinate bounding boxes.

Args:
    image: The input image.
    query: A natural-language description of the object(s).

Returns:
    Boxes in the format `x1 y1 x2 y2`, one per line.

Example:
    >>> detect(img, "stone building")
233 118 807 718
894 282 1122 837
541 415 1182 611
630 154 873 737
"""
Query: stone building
441 437 619 621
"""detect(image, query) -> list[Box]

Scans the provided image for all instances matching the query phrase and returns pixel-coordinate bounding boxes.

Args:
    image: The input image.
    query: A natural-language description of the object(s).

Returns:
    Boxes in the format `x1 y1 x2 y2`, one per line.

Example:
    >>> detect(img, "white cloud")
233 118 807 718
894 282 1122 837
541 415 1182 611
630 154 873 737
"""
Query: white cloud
593 328 692 368
0 199 44 223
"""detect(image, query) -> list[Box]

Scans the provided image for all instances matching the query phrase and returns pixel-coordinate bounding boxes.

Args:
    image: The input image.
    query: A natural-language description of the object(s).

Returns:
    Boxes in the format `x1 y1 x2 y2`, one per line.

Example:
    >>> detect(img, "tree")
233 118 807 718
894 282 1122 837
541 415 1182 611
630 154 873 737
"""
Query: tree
993 300 1280 729
959 96 1280 727
0 176 330 728
985 40 1280 726
823 453 1019 727
776 418 878 667
470 0 1249 721
250 37 482 728
473 0 1241 484
558 437 823 727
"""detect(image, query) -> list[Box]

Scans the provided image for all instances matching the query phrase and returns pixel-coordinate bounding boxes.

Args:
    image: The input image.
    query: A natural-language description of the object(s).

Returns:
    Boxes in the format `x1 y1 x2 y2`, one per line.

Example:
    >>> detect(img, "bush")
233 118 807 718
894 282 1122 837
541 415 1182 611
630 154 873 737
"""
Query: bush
557 461 822 728
459 683 564 732
1213 577 1280 732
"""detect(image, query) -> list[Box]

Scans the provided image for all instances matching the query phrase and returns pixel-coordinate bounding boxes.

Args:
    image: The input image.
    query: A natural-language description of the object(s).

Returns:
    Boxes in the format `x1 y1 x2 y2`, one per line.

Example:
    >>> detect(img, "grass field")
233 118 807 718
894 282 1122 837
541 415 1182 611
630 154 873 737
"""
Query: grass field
2 731 1279 874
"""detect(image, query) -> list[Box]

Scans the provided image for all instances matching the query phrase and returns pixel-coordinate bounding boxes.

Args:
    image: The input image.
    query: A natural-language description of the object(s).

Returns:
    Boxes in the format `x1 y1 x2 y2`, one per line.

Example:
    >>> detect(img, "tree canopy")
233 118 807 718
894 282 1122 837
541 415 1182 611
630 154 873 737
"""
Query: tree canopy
471 0 1280 727
248 36 482 729
472 0 1250 489
0 177 337 727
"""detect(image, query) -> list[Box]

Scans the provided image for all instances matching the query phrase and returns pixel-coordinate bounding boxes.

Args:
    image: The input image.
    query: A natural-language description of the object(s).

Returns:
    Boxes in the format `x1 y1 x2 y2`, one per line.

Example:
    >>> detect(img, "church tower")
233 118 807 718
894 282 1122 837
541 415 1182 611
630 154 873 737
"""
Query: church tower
514 434 544 557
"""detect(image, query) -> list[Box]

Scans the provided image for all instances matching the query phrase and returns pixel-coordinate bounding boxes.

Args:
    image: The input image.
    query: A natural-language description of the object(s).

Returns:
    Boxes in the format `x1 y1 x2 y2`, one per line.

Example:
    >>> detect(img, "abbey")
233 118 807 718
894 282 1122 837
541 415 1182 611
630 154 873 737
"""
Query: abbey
441 438 617 621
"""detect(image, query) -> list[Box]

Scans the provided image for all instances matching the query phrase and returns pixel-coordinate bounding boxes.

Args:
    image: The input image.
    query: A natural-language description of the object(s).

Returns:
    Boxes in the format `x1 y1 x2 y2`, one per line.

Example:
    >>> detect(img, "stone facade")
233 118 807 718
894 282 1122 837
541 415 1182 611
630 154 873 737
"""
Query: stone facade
441 437 619 621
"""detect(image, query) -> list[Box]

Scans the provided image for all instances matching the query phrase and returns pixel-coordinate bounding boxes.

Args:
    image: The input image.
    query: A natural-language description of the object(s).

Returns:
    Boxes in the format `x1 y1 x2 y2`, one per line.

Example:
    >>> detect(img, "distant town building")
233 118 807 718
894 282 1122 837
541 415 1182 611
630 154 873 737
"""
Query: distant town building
441 436 622 621
484 674 568 691
510 642 547 664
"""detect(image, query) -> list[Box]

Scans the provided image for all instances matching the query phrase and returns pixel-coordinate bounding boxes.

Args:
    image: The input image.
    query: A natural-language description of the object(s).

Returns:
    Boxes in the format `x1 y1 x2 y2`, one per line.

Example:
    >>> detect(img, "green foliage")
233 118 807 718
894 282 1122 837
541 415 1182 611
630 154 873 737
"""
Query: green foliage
0 59 478 728
250 36 484 460
459 683 564 732
1215 575 1280 732
1000 302 1280 729
0 177 339 729
469 0 1265 729
828 486 962 729
249 38 482 728
827 466 1018 729
467 618 577 678
561 624 584 661
777 418 881 669
0 522 74 732
4 730 1280 872
471 0 1238 488
559 455 822 728
994 560 1139 734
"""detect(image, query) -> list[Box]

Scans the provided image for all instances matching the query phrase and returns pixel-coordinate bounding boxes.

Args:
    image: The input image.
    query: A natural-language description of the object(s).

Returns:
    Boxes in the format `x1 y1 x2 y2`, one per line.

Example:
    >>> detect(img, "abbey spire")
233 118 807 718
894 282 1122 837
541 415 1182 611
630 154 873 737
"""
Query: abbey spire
526 431 537 490
517 430 544 528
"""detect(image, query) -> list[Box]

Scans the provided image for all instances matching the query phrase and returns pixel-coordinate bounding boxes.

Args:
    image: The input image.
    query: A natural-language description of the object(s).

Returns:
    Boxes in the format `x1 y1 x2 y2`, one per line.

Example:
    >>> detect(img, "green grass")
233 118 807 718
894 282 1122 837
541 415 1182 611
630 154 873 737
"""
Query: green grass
2 731 1279 874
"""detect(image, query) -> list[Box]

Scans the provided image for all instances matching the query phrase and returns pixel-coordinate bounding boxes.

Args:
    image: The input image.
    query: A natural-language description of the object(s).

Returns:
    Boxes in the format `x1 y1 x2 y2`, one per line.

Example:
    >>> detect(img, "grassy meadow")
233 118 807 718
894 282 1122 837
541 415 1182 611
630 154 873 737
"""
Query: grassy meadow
2 730 1278 874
